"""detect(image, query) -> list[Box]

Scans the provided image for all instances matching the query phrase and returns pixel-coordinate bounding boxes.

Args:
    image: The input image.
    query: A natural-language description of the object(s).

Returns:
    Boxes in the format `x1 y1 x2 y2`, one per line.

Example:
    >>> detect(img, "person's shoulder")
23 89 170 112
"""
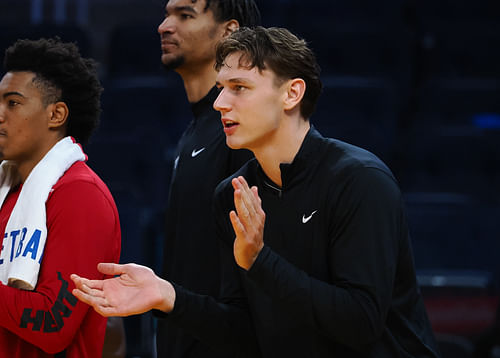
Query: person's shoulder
321 136 395 181
54 161 99 184
51 161 114 200
320 138 403 204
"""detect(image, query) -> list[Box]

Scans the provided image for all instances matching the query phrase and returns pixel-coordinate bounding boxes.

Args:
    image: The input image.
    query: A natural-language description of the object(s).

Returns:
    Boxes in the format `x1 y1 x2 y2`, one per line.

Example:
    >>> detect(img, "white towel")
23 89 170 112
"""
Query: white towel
0 136 86 290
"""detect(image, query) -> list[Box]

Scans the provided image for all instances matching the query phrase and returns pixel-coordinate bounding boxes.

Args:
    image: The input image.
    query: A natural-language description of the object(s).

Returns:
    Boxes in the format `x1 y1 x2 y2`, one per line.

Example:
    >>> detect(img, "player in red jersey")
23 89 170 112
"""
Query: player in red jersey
0 37 121 357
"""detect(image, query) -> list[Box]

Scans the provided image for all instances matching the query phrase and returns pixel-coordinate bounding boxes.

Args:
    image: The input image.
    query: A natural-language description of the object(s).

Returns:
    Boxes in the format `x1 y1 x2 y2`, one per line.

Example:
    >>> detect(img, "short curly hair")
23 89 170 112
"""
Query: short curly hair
3 37 102 145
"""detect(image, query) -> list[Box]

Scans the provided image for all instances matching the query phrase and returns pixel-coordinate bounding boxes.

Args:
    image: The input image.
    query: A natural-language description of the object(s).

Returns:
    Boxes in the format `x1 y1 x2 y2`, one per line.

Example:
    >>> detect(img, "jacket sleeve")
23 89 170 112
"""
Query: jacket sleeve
156 176 261 357
0 180 120 353
246 167 405 350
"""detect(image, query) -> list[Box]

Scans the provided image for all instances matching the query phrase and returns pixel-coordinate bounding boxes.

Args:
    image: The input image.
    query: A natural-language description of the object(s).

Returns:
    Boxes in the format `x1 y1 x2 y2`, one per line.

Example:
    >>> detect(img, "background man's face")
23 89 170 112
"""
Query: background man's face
158 0 223 71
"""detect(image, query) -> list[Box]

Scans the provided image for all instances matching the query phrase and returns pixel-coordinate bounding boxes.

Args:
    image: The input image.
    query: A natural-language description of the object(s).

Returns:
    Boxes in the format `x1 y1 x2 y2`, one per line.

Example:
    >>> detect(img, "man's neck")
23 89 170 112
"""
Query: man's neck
17 135 65 183
178 64 217 104
254 119 310 188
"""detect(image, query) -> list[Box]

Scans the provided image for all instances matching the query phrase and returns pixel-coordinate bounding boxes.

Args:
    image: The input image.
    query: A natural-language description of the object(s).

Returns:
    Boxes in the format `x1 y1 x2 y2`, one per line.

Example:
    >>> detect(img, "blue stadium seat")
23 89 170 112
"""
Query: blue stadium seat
400 132 500 200
283 0 415 88
415 0 500 82
416 78 500 129
404 192 500 274
296 22 414 85
418 21 500 81
399 78 500 199
313 76 400 166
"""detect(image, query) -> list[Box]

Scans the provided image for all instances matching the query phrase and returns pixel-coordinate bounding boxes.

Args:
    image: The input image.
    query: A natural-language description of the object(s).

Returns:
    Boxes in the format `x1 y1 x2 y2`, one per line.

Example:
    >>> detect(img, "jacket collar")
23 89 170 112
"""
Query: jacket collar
256 125 326 192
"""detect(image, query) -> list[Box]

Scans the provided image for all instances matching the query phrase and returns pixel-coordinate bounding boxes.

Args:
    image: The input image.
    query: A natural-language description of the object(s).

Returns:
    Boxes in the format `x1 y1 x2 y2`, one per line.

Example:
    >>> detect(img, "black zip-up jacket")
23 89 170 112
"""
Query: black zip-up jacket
164 126 441 358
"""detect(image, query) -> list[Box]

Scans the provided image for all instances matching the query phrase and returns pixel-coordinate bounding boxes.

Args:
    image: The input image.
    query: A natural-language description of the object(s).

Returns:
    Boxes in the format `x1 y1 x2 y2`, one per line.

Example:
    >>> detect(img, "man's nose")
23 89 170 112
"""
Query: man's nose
158 16 175 35
213 89 231 113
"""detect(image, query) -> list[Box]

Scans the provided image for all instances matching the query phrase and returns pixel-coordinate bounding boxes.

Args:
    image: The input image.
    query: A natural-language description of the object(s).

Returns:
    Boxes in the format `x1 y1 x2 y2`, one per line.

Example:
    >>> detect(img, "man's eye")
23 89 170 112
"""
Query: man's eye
234 85 245 91
8 100 19 107
181 13 194 19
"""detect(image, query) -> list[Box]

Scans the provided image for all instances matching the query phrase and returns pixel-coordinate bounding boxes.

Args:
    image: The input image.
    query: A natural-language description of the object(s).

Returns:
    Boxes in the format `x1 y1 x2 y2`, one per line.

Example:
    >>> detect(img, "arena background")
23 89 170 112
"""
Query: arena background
1 0 499 357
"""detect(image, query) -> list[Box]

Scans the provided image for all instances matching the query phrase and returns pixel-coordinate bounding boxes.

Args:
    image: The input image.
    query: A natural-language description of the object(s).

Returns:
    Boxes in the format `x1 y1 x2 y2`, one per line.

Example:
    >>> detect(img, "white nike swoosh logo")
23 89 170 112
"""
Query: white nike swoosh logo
302 210 317 224
191 148 205 157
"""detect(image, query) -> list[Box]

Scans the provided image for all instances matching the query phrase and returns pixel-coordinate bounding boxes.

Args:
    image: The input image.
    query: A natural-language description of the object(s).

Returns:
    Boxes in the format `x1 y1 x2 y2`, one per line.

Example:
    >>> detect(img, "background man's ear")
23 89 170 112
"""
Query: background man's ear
47 102 69 129
223 19 239 38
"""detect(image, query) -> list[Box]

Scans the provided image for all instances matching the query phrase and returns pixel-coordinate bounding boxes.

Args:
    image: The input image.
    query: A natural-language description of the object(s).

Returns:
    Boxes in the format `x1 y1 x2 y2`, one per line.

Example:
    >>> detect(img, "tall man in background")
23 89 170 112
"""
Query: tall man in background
155 0 260 356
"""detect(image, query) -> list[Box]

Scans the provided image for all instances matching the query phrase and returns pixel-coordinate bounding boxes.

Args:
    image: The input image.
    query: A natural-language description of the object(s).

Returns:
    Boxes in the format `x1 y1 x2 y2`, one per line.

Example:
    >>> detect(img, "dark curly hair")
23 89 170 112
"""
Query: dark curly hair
199 0 261 27
3 37 102 145
215 27 322 120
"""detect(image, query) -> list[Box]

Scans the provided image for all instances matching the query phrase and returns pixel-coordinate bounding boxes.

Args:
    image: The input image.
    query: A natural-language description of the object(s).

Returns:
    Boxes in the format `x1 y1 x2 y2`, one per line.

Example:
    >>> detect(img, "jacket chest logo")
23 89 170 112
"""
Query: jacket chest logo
302 210 318 224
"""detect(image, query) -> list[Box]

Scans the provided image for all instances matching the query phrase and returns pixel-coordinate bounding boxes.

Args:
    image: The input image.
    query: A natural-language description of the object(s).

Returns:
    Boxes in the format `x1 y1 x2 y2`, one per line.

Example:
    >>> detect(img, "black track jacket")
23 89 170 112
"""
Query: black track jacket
164 126 441 358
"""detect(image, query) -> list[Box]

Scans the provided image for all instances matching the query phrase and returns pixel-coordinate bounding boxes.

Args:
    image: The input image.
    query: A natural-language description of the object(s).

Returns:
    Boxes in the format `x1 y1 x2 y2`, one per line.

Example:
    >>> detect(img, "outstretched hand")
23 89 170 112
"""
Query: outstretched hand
71 263 175 317
230 176 266 270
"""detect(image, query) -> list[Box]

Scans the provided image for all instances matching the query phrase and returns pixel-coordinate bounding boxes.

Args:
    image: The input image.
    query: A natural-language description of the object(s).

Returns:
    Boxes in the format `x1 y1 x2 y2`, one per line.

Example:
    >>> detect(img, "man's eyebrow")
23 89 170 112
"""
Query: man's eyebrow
216 78 252 86
2 91 26 99
228 78 253 85
172 5 198 14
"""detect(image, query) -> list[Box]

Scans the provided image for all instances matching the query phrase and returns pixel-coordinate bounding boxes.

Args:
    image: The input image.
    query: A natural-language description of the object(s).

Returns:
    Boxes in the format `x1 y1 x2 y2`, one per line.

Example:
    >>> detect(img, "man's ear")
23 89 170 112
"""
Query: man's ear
222 19 239 38
47 102 69 129
283 78 306 112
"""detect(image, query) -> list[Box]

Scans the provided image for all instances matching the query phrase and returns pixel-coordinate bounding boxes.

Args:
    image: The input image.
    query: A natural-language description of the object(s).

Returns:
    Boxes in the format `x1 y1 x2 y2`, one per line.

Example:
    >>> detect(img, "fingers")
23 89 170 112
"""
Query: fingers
71 278 123 317
229 209 245 237
71 273 104 291
72 284 107 311
97 262 126 276
71 274 105 302
232 176 261 225
230 177 266 270
72 263 124 286
72 287 117 317
72 285 103 305
251 186 260 201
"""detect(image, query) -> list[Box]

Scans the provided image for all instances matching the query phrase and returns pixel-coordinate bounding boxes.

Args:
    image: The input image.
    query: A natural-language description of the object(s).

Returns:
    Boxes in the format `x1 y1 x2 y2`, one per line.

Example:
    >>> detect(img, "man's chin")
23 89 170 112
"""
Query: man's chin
225 139 243 151
161 55 185 71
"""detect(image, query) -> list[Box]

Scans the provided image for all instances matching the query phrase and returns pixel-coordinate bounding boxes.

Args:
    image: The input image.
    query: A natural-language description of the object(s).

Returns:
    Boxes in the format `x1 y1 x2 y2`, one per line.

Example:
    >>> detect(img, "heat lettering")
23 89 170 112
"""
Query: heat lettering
19 272 77 332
